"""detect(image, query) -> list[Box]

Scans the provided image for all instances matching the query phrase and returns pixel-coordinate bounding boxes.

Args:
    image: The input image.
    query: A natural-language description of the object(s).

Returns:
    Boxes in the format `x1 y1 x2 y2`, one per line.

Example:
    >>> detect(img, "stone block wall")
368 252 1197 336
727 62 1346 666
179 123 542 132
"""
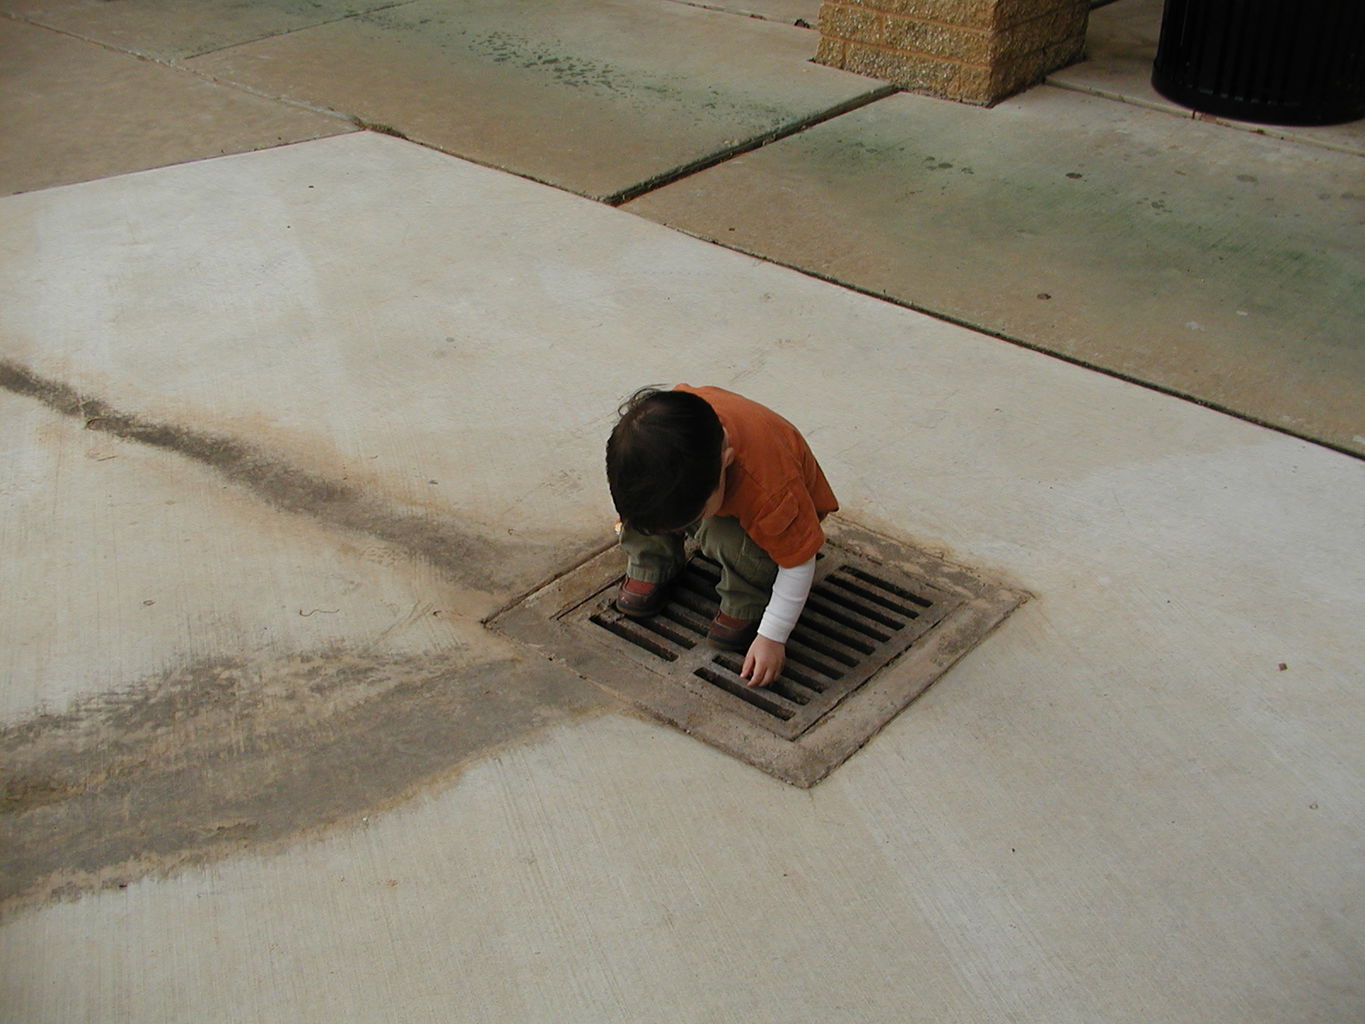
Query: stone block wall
816 0 1090 105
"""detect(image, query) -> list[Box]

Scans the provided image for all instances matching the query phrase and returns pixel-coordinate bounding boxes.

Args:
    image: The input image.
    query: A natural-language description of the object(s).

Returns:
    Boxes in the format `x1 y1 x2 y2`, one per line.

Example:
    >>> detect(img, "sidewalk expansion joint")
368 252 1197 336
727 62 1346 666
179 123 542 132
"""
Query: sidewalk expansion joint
603 84 900 207
662 0 820 27
177 1 420 61
1043 78 1365 158
635 234 1365 463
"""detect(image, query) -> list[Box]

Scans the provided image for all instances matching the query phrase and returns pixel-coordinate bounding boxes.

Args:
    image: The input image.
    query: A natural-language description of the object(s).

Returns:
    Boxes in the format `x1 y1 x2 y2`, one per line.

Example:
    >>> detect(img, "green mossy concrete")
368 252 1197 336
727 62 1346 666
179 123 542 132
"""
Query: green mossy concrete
628 89 1365 454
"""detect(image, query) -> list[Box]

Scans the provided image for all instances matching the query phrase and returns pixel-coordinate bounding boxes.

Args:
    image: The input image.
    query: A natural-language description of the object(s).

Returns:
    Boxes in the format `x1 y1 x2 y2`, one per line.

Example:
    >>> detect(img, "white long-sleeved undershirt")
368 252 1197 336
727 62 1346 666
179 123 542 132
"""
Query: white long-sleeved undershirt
756 555 816 645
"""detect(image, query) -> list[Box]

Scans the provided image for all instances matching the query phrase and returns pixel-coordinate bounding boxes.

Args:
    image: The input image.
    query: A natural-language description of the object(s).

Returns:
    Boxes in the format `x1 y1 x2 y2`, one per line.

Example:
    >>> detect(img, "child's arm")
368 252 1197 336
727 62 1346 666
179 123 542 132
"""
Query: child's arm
741 556 816 688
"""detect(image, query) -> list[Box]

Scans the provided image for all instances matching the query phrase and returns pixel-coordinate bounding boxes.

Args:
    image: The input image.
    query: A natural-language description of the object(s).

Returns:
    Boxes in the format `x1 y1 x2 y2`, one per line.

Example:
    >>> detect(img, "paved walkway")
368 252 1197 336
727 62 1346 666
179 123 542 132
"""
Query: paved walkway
2 3 1363 1022
4 0 1362 453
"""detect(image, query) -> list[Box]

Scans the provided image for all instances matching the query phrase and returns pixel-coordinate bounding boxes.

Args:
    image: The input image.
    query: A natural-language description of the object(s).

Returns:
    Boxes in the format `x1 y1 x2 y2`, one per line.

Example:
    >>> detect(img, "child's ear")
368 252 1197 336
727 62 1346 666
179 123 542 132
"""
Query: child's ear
721 432 735 468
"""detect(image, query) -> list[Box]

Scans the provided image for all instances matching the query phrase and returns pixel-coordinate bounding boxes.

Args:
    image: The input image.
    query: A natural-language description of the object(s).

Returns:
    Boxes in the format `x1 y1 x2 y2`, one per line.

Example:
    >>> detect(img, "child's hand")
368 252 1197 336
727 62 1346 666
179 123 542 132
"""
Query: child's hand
741 635 785 688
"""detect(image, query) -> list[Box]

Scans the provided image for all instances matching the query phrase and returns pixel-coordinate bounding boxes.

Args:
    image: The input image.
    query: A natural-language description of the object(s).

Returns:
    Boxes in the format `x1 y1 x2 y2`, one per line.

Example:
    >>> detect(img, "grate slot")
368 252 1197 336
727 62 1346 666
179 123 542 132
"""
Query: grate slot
677 568 715 592
792 609 878 655
673 586 719 618
777 661 829 693
687 559 721 584
590 614 679 662
630 613 699 649
677 576 720 607
801 594 892 642
781 644 842 684
819 573 928 622
712 654 821 702
695 666 797 720
766 678 815 706
841 566 933 608
808 584 906 633
660 603 711 637
824 575 922 619
785 628 860 668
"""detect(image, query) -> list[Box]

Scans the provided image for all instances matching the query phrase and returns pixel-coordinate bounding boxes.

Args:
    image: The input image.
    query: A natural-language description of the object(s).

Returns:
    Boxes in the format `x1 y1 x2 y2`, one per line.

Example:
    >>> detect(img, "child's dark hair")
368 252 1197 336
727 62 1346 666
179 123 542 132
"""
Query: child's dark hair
606 387 724 534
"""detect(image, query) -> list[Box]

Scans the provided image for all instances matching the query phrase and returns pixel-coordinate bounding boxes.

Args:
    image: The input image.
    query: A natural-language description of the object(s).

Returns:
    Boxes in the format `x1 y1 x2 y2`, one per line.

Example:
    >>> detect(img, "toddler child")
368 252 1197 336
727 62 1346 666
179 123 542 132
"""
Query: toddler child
605 384 838 688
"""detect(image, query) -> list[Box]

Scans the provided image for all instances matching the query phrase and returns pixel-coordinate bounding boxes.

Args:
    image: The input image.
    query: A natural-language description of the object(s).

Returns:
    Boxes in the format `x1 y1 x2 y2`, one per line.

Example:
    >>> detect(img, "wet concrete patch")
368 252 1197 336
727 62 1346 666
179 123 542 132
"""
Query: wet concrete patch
184 0 884 199
3 0 409 61
664 0 820 24
626 87 1365 455
0 644 606 913
0 16 349 196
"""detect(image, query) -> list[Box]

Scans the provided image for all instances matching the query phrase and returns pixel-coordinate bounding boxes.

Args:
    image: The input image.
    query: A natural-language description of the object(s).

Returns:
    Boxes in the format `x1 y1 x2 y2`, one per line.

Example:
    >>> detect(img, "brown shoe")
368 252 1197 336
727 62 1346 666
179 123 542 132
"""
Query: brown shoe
615 575 673 618
708 612 758 651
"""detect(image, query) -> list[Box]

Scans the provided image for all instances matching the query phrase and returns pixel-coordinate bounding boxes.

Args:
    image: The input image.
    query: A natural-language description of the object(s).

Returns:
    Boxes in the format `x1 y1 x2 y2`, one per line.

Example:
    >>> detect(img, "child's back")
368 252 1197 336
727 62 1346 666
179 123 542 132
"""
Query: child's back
606 384 837 688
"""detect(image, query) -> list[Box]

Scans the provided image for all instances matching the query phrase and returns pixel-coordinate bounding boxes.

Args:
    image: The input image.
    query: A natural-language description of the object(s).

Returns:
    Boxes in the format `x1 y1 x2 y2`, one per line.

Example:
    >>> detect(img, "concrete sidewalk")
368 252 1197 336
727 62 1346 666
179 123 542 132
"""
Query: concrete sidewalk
2 2 1363 1021
3 0 1362 453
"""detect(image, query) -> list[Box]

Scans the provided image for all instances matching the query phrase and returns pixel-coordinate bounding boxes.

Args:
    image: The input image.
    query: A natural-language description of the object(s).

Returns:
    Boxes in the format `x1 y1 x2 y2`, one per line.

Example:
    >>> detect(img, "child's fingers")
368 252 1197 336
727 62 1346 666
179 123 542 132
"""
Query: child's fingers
741 652 755 680
746 659 769 688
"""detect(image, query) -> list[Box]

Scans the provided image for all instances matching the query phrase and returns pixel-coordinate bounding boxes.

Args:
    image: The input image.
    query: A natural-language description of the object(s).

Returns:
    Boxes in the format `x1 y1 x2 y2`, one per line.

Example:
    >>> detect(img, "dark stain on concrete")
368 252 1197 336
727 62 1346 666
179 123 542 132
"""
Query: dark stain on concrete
466 30 629 95
1 645 607 914
352 8 795 130
0 358 615 912
0 358 527 593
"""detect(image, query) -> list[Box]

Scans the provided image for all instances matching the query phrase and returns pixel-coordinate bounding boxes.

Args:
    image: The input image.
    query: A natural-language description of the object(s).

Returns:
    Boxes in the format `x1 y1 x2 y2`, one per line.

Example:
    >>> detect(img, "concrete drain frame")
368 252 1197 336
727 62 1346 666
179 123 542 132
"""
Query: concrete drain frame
489 518 1028 787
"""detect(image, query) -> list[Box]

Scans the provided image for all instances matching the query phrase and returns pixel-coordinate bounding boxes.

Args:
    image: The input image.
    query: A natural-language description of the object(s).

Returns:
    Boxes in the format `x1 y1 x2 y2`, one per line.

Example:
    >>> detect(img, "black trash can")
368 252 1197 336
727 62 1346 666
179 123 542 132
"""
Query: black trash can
1152 0 1365 126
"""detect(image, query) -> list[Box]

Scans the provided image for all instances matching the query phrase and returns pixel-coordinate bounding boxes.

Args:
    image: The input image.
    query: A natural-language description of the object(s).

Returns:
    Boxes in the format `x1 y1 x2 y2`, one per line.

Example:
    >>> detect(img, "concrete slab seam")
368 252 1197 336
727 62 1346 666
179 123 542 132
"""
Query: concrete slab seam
662 0 820 27
479 538 620 628
604 83 901 205
1 3 417 64
616 220 1365 462
32 0 1350 466
0 9 374 134
1044 75 1365 157
175 0 423 60
164 61 372 127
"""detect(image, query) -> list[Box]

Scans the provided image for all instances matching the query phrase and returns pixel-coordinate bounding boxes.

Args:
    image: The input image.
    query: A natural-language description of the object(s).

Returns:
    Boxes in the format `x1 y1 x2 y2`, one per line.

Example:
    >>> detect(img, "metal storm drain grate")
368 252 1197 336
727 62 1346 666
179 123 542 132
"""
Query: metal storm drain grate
489 519 1027 787
583 554 955 741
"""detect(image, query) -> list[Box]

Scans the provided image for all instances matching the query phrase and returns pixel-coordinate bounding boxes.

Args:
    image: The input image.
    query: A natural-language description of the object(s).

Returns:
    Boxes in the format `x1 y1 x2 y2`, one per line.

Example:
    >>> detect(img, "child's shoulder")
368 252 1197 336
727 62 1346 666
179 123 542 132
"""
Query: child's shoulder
674 383 770 415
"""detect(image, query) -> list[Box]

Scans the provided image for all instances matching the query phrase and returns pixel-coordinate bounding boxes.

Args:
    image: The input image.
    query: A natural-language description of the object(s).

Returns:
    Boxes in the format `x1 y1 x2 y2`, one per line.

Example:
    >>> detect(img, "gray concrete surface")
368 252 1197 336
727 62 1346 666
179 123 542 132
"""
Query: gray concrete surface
3 131 1363 1023
3 0 1361 453
626 84 1365 454
2 0 1364 1020
1051 0 1365 156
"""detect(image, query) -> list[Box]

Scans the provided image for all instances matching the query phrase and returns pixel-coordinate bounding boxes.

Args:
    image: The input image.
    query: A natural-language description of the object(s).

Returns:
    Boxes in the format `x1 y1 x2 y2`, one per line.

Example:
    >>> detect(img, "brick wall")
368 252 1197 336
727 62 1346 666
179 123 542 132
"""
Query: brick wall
816 0 1089 105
